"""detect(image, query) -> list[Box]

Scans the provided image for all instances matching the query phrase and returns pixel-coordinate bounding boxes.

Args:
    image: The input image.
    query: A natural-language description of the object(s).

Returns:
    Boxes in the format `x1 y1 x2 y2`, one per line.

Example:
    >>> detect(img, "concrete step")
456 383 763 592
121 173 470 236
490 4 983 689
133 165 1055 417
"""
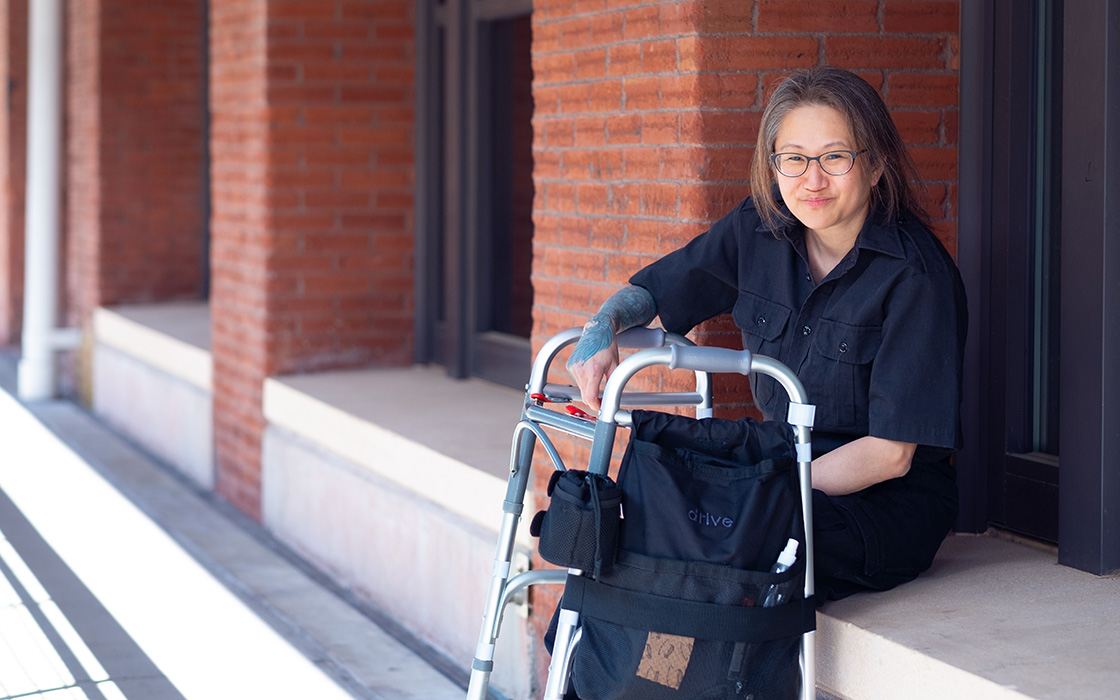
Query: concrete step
815 531 1119 700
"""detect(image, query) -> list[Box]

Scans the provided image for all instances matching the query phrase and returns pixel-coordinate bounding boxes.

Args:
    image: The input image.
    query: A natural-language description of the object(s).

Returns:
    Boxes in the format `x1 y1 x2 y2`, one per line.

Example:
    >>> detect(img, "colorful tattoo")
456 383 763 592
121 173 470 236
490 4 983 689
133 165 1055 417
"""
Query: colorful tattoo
566 286 657 367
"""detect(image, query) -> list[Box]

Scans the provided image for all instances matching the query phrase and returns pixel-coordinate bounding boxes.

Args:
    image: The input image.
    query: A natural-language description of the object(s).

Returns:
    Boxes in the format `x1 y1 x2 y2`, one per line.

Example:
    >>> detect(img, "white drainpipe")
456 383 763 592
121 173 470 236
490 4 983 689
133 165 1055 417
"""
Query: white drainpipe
18 0 78 401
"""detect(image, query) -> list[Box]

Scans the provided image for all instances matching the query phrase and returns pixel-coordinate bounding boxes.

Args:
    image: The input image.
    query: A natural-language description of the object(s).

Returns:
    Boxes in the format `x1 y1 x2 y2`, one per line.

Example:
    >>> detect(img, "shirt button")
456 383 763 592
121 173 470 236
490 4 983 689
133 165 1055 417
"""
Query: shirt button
839 342 849 353
756 316 766 325
801 325 812 336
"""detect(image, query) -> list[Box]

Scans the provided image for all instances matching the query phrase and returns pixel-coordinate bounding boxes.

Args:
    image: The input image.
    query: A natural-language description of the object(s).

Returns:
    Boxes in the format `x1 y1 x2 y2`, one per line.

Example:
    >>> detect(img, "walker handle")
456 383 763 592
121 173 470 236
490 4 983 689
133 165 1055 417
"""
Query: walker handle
616 326 666 349
669 345 754 375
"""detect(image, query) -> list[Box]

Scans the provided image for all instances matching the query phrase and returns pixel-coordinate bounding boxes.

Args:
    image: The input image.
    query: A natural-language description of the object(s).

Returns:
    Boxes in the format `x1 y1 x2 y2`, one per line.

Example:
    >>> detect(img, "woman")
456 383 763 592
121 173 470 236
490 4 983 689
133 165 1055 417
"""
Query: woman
567 67 968 601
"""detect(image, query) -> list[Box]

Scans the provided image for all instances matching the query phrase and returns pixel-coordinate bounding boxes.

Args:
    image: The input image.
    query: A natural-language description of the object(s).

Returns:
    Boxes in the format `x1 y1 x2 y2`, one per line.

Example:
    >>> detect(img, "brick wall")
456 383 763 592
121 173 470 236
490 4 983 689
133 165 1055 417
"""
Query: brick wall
527 0 960 685
66 0 208 328
210 0 416 518
0 0 27 347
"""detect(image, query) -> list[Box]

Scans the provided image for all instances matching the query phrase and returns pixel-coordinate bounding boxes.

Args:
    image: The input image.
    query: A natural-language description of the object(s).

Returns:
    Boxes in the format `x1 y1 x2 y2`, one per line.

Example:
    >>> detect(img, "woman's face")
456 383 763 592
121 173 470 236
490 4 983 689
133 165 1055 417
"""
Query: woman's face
772 103 881 243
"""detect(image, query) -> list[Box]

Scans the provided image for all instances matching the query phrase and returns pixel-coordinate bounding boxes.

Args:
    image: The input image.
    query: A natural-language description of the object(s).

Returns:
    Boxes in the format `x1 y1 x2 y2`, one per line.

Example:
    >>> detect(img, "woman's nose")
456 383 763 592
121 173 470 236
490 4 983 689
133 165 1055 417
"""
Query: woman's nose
802 160 829 188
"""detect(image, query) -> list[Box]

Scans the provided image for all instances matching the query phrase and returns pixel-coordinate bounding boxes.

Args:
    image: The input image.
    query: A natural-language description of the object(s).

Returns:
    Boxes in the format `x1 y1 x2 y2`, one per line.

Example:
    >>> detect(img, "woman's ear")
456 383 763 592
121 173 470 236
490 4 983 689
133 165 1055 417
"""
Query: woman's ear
868 160 884 188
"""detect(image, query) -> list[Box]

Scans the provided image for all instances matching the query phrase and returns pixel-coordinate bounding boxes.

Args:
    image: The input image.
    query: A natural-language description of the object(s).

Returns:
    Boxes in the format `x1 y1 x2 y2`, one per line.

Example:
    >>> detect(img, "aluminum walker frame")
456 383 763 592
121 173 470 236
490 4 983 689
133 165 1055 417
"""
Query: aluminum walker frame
466 327 816 700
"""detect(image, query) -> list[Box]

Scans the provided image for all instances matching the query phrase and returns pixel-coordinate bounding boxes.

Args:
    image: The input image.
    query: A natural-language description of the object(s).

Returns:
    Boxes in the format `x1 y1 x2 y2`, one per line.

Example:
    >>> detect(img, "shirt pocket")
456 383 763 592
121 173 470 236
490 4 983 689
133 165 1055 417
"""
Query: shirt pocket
810 319 882 429
733 292 792 407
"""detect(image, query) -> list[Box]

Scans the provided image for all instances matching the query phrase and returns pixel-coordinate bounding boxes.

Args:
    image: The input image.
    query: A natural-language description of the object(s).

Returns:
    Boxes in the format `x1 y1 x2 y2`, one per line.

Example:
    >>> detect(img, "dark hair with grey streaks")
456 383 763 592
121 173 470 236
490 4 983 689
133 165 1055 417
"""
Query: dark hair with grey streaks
750 66 931 234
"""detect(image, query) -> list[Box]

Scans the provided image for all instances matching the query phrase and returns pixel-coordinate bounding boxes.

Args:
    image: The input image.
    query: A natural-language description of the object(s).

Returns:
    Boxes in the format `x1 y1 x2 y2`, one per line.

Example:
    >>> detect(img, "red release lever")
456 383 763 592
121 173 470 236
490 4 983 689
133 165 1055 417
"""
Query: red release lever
565 405 595 420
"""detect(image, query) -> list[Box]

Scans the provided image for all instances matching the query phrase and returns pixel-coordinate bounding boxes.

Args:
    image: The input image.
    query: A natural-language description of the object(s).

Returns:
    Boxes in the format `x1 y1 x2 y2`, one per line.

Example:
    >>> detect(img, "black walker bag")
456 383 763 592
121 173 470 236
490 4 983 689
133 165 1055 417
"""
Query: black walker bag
550 410 815 700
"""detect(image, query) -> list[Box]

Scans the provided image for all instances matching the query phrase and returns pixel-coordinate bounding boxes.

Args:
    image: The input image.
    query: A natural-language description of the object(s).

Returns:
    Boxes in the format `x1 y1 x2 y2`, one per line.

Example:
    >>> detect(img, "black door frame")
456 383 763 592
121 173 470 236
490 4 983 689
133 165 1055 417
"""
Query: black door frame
957 0 1120 574
415 0 533 387
1056 0 1120 574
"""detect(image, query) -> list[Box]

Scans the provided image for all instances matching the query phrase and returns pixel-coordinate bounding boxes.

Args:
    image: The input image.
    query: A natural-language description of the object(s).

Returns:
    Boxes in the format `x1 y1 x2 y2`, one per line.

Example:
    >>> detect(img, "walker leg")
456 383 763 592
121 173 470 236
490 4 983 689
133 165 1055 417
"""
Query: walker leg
801 630 816 700
542 607 580 700
466 512 521 700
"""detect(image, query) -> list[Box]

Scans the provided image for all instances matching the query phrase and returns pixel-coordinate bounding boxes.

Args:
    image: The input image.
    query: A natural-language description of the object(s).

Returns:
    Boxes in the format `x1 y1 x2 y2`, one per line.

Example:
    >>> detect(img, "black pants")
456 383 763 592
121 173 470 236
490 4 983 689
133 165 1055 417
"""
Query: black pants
812 479 956 603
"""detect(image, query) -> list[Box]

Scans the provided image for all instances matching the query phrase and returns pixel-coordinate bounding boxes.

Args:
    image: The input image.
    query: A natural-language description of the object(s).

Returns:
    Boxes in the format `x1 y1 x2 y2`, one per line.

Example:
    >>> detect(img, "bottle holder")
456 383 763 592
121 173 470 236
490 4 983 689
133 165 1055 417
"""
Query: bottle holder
531 469 621 578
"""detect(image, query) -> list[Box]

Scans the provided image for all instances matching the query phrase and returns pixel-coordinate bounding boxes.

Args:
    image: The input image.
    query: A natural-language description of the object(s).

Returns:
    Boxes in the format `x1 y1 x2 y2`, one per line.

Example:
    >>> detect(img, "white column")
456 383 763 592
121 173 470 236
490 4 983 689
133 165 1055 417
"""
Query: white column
18 0 63 401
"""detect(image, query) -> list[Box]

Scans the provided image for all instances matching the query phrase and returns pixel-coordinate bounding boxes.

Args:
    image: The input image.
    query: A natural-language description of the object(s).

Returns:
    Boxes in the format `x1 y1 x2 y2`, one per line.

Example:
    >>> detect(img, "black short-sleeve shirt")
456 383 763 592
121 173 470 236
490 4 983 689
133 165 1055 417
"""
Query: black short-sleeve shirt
630 196 968 462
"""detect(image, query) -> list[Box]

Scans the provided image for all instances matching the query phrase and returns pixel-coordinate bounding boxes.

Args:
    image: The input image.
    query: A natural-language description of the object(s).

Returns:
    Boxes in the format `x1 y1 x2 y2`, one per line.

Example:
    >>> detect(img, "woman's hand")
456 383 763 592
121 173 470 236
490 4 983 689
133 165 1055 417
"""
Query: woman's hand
566 314 619 411
565 286 658 412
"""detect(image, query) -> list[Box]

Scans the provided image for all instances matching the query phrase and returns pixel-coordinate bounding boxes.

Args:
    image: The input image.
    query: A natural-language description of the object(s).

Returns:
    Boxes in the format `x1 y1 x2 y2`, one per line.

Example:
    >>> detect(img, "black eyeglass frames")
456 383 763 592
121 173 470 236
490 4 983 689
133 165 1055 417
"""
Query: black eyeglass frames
770 149 868 177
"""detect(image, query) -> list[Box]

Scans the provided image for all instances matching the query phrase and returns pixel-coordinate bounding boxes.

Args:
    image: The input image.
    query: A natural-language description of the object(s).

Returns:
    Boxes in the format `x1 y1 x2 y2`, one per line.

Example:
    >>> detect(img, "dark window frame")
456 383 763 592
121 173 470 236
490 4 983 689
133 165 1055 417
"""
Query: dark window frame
958 0 1120 573
415 0 534 388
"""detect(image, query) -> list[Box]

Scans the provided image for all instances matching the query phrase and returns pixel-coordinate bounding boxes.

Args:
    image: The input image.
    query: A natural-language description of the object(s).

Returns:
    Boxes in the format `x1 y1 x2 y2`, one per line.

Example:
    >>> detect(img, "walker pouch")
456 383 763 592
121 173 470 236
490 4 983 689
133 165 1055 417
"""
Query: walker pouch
565 410 814 700
531 469 621 578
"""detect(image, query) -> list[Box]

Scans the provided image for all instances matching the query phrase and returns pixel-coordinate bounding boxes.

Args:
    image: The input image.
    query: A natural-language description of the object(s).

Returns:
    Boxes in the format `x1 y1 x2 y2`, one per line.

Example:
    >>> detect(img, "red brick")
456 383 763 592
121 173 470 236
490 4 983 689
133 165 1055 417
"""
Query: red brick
683 110 761 147
272 1 335 20
682 35 819 72
757 0 880 33
607 42 642 77
679 182 752 221
539 52 577 83
694 72 759 110
623 76 659 111
696 0 756 32
891 110 943 145
909 146 958 181
533 20 561 53
302 273 371 295
609 182 642 216
660 146 713 181
545 182 576 212
641 112 680 144
575 48 607 80
943 109 959 145
543 118 576 148
574 116 607 147
560 149 596 180
658 1 694 36
887 73 958 107
642 39 678 73
588 80 623 112
557 83 591 114
827 36 950 69
556 17 593 50
658 74 695 110
576 182 610 214
622 147 660 180
640 182 678 217
304 63 370 83
606 114 643 145
883 1 961 33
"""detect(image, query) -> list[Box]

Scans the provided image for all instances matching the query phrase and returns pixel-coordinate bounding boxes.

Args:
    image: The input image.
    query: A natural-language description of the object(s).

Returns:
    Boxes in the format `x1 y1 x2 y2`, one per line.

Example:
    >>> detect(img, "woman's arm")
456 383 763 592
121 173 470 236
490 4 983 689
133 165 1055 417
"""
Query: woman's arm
566 285 657 410
811 436 917 496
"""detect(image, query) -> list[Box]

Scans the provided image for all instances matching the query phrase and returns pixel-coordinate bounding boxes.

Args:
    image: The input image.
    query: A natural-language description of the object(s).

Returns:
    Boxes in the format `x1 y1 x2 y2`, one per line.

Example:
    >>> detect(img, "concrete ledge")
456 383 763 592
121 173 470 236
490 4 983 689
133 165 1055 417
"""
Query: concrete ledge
262 367 534 543
262 423 535 700
260 370 541 699
816 532 1120 700
92 303 212 391
92 303 214 489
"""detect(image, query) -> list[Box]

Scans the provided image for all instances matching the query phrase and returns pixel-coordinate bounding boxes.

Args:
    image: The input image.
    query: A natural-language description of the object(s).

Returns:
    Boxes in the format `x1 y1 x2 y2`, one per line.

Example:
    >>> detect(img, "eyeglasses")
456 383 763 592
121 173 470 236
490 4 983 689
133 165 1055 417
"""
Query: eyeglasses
770 149 868 177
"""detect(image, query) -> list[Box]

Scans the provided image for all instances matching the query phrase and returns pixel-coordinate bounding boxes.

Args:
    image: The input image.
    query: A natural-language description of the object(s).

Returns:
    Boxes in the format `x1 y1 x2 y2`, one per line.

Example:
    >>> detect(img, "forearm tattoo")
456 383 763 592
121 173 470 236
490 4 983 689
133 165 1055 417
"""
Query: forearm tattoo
567 286 657 367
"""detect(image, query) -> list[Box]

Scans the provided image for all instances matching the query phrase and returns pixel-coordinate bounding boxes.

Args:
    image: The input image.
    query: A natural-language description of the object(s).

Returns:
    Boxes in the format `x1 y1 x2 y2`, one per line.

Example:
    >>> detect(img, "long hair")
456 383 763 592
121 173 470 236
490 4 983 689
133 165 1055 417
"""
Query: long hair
750 67 930 233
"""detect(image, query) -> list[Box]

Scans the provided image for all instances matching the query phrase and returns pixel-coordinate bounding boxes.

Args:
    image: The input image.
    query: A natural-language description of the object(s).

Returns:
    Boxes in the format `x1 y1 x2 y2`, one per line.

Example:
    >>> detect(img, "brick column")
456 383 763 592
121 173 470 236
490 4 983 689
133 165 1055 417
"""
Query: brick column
527 0 960 684
0 0 27 347
210 0 416 518
65 0 208 325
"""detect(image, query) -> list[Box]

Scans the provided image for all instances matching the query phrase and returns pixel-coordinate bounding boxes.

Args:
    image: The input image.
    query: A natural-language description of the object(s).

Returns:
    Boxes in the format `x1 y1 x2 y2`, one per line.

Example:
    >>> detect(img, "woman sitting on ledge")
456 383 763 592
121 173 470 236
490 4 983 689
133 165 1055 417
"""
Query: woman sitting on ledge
567 66 968 602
